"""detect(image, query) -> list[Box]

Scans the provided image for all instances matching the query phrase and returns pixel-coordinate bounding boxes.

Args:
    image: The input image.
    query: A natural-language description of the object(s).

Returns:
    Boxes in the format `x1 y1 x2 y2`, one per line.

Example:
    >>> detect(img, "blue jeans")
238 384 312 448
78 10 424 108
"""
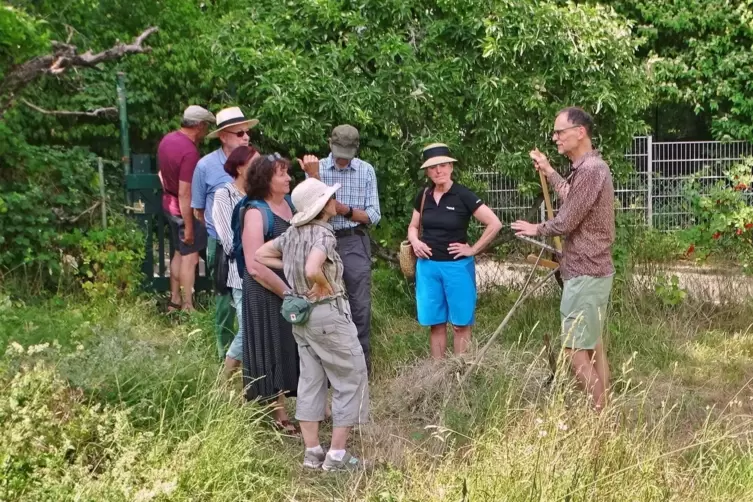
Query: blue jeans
226 288 244 361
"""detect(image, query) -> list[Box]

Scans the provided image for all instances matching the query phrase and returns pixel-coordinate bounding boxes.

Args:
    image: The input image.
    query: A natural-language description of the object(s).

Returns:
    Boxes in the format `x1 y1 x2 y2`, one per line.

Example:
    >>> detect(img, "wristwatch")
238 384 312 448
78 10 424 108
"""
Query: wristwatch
344 206 354 219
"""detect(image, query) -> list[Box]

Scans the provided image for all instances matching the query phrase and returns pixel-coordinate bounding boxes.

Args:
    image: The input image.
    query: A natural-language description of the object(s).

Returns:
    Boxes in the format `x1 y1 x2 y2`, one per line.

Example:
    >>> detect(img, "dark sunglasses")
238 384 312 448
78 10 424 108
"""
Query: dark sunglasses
228 129 249 138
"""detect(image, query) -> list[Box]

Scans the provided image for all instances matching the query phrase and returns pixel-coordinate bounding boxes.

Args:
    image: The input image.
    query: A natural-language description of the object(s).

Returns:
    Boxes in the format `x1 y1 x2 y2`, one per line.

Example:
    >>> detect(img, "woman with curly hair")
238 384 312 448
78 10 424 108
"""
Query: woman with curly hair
241 153 300 434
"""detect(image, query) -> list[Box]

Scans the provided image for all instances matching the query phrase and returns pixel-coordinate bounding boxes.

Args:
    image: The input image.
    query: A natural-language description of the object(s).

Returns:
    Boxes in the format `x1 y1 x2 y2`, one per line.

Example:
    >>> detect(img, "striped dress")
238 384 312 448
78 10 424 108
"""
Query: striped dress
242 213 299 402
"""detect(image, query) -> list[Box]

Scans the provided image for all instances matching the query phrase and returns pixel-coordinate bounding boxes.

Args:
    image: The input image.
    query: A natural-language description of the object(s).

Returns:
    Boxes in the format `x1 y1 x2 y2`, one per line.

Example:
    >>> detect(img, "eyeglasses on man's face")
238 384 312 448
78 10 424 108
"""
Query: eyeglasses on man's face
551 125 582 139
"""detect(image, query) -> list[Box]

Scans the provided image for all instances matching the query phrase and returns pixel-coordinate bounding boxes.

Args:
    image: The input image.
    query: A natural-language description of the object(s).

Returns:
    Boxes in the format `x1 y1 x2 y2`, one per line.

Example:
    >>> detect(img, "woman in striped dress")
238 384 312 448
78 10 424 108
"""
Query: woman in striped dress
212 145 258 377
241 154 300 434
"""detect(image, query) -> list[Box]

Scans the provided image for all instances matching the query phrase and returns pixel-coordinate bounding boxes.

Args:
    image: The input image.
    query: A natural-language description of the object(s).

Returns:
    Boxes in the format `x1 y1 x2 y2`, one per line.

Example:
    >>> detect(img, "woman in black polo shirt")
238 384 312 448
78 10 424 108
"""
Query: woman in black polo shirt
407 143 503 359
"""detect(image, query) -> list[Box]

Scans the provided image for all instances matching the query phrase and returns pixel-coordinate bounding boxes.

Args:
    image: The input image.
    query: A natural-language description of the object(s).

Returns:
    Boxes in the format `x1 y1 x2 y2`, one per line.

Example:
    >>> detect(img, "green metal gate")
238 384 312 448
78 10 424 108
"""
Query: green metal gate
119 73 211 293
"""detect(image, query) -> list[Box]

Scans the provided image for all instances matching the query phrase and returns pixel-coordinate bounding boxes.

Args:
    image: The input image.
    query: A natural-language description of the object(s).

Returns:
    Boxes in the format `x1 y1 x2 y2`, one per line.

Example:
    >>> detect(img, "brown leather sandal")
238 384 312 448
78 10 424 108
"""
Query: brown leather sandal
272 420 301 437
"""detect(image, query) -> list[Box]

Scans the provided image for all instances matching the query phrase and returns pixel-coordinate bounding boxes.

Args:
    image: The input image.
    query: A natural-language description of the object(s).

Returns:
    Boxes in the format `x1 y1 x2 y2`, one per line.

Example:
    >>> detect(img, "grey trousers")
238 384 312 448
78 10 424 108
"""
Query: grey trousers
292 301 369 427
336 233 372 371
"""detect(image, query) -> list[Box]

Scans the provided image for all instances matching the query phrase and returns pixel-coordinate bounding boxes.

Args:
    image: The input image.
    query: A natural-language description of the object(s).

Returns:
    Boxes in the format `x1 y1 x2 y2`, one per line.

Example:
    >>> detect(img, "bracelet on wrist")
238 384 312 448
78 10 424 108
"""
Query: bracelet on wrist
344 207 354 219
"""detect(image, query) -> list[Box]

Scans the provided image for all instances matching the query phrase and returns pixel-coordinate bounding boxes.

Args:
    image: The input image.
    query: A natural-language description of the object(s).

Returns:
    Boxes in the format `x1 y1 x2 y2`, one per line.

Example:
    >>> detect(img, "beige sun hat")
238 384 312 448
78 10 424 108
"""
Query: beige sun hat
207 107 259 139
289 178 341 227
420 142 457 170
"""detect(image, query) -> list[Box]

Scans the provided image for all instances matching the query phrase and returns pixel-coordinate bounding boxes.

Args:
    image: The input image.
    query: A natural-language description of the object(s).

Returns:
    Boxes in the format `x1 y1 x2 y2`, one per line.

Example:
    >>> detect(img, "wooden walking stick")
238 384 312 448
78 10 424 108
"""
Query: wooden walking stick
538 168 562 252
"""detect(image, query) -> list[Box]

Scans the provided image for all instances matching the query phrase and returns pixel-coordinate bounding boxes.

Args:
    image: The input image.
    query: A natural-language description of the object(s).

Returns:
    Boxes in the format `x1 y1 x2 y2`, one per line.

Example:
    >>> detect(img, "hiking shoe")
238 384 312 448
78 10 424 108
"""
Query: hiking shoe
322 451 361 472
303 449 326 469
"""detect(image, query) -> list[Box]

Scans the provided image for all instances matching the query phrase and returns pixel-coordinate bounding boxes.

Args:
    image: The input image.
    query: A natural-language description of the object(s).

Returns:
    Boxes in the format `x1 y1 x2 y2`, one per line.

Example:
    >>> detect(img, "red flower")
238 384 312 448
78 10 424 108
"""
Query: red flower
686 244 695 255
737 228 744 236
713 232 721 240
745 223 753 229
734 182 748 191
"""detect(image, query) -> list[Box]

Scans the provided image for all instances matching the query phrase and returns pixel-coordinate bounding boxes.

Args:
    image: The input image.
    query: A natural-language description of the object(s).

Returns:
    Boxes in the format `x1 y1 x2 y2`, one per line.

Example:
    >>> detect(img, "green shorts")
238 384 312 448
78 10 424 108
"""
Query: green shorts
560 275 613 350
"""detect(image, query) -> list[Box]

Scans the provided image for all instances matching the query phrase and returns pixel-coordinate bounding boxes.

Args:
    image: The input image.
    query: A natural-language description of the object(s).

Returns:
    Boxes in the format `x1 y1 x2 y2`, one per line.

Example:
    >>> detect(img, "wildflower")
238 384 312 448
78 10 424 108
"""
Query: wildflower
557 421 568 431
76 344 84 352
538 430 548 438
713 232 721 240
746 223 753 229
535 418 544 426
686 244 695 255
7 341 24 355
27 343 49 355
737 229 743 236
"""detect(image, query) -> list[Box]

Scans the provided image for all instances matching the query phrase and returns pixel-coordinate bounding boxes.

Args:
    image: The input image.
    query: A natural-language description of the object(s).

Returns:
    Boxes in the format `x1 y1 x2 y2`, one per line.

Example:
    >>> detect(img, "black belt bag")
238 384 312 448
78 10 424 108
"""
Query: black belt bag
334 225 367 238
213 247 231 295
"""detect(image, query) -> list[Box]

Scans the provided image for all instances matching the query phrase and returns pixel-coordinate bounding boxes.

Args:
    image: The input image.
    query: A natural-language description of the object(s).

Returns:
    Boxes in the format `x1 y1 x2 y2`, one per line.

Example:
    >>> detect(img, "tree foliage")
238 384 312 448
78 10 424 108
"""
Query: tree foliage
607 0 753 140
1 0 650 277
209 0 650 239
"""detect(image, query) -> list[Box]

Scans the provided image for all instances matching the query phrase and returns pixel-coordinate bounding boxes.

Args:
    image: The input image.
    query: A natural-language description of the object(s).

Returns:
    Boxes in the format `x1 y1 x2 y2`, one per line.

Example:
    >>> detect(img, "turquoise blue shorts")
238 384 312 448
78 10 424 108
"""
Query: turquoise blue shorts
416 257 476 327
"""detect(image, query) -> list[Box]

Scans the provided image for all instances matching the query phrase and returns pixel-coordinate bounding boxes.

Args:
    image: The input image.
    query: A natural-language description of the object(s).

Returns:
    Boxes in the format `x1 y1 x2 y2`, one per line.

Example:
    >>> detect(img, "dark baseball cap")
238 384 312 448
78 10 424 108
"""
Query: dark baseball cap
329 124 360 160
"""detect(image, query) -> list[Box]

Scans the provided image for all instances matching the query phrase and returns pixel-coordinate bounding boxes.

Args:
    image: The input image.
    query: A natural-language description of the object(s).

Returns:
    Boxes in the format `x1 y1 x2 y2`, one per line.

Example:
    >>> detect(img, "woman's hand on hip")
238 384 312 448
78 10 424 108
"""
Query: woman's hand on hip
448 242 475 259
307 281 334 301
410 239 432 259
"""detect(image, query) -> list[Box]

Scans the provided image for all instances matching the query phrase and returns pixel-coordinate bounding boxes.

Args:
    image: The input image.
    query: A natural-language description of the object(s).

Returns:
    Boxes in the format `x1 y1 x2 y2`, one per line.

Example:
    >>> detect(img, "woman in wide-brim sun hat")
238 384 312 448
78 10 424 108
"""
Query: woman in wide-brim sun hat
407 143 503 359
256 173 370 471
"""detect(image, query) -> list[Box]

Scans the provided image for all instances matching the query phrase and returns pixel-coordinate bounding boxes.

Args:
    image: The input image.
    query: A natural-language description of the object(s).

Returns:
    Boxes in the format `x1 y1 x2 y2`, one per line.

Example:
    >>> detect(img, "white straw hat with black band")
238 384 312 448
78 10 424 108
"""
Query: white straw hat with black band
289 178 341 227
420 143 457 170
207 107 260 139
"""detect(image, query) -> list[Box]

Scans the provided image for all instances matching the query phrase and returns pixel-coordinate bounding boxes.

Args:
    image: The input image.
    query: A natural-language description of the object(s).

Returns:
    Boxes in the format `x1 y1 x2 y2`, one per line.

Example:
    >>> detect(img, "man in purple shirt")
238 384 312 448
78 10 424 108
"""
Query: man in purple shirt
157 105 214 312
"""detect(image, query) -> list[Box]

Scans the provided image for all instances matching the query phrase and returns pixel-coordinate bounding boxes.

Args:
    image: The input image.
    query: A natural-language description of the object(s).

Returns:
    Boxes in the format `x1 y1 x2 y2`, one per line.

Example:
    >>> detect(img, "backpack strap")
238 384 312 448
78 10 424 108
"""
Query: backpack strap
284 194 296 214
242 199 275 241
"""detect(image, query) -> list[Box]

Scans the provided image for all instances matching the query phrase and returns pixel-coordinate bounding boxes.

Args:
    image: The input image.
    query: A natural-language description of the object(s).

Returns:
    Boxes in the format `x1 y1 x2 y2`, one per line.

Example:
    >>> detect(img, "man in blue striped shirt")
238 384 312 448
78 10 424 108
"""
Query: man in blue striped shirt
299 125 381 371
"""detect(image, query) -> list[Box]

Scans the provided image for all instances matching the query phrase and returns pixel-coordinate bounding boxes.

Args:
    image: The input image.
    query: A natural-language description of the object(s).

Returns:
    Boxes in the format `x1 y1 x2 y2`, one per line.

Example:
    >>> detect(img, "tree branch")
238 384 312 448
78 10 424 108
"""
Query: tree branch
1 26 158 116
21 99 117 118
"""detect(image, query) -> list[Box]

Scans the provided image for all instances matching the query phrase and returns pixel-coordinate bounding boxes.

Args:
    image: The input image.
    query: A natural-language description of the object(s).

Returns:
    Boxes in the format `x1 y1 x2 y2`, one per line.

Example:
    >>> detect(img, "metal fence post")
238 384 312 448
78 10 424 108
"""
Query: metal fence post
116 72 131 207
646 135 653 227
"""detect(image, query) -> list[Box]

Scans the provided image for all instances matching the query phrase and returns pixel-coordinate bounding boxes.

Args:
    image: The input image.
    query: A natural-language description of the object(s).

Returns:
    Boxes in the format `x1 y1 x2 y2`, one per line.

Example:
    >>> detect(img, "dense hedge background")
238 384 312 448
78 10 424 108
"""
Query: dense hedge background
3 0 749 281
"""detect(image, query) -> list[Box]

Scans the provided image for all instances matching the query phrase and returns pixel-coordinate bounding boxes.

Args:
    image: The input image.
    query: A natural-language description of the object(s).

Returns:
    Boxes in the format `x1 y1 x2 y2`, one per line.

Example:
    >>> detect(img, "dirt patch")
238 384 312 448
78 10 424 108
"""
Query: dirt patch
475 259 753 304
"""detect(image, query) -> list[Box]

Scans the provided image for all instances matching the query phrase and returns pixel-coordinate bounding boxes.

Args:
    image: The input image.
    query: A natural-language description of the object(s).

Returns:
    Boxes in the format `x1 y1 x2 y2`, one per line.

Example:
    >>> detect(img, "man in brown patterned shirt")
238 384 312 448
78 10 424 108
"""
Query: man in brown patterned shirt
511 107 615 412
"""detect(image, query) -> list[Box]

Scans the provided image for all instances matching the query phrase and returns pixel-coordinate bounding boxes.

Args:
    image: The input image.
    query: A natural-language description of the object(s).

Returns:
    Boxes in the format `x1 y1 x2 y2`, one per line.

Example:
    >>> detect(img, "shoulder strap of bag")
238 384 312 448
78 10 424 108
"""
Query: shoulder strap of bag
284 194 296 213
418 188 428 238
242 199 275 241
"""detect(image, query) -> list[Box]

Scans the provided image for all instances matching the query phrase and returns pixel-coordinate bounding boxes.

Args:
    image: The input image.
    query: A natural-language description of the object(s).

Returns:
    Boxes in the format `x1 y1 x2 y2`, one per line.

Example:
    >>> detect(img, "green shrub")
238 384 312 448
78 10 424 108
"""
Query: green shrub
59 219 145 300
679 158 753 270
0 145 99 274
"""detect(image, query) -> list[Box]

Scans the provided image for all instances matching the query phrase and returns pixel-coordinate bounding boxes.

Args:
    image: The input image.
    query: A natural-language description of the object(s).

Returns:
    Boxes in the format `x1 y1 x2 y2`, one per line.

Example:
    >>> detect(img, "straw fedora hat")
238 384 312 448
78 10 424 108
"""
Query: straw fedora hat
420 143 457 170
207 107 259 139
289 178 341 227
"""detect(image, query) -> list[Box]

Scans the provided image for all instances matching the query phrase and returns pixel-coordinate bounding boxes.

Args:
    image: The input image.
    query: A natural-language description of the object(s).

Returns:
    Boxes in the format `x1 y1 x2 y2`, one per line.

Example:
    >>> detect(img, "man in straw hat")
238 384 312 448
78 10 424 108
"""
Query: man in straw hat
157 105 215 312
192 106 259 360
511 107 615 412
298 124 380 371
255 177 369 471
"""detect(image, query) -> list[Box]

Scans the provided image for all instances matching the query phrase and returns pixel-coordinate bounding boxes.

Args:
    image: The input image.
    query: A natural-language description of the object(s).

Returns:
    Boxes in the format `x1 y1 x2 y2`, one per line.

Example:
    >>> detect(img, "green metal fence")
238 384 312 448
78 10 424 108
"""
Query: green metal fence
119 73 211 293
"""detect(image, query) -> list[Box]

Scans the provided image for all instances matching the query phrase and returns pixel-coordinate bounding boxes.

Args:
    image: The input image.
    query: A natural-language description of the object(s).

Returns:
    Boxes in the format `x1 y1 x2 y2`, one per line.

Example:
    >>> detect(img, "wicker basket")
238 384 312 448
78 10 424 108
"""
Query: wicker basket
399 240 417 279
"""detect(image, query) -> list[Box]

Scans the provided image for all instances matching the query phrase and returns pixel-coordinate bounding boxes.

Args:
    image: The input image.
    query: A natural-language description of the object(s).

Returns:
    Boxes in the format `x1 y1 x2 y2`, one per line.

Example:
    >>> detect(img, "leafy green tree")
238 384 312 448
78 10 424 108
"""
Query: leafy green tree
605 0 753 140
209 0 650 240
1 0 651 279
